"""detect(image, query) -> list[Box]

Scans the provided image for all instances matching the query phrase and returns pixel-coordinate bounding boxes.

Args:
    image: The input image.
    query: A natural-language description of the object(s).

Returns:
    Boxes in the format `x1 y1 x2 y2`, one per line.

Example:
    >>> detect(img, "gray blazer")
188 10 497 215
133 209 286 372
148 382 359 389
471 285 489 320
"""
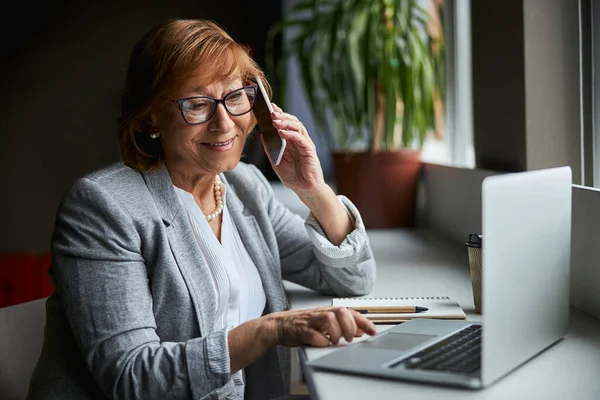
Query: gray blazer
27 161 376 400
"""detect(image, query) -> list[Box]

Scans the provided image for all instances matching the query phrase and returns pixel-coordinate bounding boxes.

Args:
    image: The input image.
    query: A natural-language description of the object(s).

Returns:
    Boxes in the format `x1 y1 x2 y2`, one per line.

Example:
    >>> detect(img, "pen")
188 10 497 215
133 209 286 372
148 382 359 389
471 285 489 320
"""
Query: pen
349 306 428 314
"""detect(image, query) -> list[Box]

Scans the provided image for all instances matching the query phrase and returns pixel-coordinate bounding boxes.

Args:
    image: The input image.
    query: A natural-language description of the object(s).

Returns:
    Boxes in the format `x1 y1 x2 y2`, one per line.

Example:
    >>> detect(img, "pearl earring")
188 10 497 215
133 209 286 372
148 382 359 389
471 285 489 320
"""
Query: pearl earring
150 131 160 139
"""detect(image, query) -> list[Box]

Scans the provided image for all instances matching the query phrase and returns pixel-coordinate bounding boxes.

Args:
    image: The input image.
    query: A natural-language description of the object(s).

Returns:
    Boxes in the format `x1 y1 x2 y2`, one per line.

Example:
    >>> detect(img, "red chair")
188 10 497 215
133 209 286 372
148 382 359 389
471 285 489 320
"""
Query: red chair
0 253 53 308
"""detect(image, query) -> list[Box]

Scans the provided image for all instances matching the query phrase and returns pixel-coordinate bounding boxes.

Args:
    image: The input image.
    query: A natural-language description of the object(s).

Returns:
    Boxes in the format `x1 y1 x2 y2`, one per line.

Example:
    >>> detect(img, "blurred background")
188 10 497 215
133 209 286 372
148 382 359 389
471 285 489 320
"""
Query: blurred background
0 0 284 254
1 0 599 302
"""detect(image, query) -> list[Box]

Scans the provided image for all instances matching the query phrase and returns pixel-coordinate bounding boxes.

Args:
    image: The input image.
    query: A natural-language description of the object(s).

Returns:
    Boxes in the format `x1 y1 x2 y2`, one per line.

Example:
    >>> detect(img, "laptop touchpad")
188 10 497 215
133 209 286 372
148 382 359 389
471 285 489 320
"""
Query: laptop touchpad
360 332 436 351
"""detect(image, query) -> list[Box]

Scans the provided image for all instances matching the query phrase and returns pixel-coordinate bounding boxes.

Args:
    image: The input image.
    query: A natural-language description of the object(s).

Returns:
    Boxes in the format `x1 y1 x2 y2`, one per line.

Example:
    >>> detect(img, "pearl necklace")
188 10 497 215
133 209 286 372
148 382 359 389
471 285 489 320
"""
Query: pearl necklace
206 176 224 221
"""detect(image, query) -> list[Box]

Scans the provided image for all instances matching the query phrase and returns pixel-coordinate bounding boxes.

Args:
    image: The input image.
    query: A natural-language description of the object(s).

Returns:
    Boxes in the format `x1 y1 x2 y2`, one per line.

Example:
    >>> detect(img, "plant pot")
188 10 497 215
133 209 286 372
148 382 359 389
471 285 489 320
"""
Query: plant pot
332 150 422 229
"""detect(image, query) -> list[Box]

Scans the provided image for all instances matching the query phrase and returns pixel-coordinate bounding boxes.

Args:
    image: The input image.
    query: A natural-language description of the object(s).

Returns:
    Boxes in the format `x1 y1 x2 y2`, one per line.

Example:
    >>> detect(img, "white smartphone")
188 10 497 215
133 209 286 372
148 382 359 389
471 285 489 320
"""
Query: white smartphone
255 77 286 165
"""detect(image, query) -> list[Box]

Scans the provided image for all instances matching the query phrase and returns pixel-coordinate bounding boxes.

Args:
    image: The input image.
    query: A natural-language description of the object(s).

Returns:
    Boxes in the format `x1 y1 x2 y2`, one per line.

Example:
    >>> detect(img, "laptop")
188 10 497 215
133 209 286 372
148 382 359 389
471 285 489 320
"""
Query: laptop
307 166 572 389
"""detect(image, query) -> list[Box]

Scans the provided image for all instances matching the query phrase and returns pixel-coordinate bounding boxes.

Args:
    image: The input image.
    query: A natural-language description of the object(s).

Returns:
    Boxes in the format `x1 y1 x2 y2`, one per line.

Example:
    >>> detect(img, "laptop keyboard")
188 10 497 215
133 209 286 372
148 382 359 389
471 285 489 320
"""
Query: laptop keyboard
393 325 482 375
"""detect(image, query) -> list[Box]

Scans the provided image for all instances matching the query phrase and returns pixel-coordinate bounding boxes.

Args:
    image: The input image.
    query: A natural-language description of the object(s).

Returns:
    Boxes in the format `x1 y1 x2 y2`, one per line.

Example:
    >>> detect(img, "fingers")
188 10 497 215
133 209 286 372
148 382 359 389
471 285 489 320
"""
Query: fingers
277 307 378 349
349 309 378 337
308 307 376 345
271 102 283 115
333 307 377 341
335 307 359 342
303 329 333 348
308 311 343 344
271 103 309 138
272 117 304 134
276 129 316 153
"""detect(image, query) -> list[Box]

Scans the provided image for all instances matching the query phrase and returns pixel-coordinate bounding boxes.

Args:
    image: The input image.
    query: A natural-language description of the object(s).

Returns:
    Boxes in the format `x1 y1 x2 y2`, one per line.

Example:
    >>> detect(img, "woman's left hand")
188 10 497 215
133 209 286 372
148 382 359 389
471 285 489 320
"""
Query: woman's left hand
261 103 325 197
262 104 353 244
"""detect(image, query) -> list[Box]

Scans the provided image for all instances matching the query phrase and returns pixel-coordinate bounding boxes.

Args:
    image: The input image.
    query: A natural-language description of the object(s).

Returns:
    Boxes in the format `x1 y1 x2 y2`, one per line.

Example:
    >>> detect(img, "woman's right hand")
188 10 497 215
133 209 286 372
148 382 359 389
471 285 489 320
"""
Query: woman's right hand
228 306 378 373
265 306 378 347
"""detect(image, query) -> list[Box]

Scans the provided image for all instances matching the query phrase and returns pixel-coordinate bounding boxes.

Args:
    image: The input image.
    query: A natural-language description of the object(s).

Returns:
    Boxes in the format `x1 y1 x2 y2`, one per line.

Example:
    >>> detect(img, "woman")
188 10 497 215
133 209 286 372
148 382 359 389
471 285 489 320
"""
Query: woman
27 19 377 400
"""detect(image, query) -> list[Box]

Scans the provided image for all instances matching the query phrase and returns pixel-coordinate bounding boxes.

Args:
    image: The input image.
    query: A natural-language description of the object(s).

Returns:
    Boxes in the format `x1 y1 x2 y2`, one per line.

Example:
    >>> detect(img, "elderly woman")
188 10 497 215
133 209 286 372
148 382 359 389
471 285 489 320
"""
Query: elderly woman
27 19 376 400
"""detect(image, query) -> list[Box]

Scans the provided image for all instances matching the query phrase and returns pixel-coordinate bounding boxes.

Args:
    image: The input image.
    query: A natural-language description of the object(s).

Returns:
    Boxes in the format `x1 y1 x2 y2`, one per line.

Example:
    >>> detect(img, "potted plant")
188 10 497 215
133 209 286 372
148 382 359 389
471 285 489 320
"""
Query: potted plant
267 0 445 228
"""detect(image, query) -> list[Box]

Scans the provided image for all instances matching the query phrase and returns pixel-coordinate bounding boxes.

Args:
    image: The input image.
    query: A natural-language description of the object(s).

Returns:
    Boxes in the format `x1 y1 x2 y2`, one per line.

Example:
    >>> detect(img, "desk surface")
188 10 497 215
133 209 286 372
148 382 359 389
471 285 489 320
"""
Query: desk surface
285 229 600 400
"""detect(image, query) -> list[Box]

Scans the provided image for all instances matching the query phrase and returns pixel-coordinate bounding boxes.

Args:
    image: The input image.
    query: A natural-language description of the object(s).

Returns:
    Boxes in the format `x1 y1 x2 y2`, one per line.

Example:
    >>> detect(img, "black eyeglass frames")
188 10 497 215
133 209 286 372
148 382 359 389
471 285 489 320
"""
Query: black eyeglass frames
173 84 258 125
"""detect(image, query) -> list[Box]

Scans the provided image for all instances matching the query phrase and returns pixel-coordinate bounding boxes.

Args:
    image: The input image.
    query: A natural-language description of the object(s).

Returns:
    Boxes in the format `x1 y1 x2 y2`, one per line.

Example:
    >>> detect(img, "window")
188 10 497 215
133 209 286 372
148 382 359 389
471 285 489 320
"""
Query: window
421 0 474 168
279 0 474 180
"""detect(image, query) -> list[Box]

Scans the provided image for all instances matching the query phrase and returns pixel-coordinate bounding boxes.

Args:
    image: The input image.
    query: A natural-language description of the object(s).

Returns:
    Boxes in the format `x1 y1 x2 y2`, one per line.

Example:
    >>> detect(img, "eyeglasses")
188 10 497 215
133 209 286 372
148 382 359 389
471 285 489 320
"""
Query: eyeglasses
173 84 258 125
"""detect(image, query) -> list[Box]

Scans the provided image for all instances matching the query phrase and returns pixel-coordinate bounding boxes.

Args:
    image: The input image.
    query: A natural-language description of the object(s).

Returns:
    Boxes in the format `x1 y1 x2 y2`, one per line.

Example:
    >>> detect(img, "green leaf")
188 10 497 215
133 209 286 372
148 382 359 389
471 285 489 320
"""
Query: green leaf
268 0 444 151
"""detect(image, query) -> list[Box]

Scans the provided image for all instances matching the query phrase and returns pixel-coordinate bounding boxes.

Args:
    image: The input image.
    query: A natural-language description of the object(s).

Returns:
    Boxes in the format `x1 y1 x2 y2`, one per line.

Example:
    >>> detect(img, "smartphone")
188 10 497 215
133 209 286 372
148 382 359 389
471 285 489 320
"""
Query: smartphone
254 77 286 165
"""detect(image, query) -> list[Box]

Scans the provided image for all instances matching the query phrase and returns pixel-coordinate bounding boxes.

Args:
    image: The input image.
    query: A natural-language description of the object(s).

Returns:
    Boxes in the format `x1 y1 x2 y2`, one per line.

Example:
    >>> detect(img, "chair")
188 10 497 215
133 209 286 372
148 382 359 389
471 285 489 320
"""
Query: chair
0 297 47 400
0 252 53 308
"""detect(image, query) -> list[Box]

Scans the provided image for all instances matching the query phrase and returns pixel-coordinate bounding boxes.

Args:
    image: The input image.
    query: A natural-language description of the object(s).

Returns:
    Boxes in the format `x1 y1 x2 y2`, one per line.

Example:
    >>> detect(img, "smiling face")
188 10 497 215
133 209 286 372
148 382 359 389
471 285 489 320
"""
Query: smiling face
152 77 253 176
118 19 271 172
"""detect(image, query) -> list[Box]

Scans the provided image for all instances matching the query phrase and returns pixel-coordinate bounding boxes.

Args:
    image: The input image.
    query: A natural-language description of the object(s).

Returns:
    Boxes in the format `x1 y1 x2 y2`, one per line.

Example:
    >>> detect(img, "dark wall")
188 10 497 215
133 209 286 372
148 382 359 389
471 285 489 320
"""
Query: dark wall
0 1 281 252
471 0 527 172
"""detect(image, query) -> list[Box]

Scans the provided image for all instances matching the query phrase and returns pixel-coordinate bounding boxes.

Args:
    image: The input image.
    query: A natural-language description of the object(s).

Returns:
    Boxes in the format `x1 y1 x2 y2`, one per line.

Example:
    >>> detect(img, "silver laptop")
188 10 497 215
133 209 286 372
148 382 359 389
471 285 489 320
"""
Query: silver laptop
307 166 572 389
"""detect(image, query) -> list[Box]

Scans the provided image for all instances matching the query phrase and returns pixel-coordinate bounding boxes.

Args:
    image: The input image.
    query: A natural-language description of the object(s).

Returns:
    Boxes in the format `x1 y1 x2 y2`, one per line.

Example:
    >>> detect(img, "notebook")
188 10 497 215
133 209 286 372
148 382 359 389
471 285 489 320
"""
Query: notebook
332 296 467 323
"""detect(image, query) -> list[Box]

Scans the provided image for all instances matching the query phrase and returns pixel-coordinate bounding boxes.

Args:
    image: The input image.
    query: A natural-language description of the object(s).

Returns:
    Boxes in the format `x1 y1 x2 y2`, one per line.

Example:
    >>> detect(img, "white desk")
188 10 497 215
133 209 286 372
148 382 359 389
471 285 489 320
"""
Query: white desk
285 229 600 400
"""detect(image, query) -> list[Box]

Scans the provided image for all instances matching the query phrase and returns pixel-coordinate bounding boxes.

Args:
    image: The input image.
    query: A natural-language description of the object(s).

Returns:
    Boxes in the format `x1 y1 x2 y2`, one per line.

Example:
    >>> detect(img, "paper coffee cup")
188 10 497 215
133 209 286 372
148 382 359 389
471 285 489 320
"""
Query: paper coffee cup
466 234 483 314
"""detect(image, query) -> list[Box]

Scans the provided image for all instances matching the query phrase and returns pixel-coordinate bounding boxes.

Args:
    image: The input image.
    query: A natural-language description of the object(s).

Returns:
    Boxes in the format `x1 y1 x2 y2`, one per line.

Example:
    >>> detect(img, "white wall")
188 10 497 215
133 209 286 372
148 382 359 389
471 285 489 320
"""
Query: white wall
523 0 582 176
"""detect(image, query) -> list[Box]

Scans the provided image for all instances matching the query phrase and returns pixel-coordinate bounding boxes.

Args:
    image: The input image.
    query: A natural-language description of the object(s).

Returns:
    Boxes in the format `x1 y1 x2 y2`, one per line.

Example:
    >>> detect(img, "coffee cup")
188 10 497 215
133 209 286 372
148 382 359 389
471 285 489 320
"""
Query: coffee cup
466 233 483 313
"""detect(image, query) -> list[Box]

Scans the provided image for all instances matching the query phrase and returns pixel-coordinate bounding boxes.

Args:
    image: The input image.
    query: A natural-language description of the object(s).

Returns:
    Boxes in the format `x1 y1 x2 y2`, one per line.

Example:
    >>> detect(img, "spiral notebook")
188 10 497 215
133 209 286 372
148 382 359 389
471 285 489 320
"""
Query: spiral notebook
332 296 467 323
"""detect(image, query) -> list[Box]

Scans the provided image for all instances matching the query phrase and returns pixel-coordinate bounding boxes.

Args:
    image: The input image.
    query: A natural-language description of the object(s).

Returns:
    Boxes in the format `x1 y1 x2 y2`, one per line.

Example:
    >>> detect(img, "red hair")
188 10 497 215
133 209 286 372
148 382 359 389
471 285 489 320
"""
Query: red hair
118 19 270 171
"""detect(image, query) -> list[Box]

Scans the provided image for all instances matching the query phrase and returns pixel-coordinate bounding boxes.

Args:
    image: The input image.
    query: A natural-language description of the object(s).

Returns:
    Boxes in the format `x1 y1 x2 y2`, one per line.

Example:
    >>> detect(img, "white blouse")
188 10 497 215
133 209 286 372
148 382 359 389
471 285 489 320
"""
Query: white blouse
173 177 365 396
173 183 267 333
